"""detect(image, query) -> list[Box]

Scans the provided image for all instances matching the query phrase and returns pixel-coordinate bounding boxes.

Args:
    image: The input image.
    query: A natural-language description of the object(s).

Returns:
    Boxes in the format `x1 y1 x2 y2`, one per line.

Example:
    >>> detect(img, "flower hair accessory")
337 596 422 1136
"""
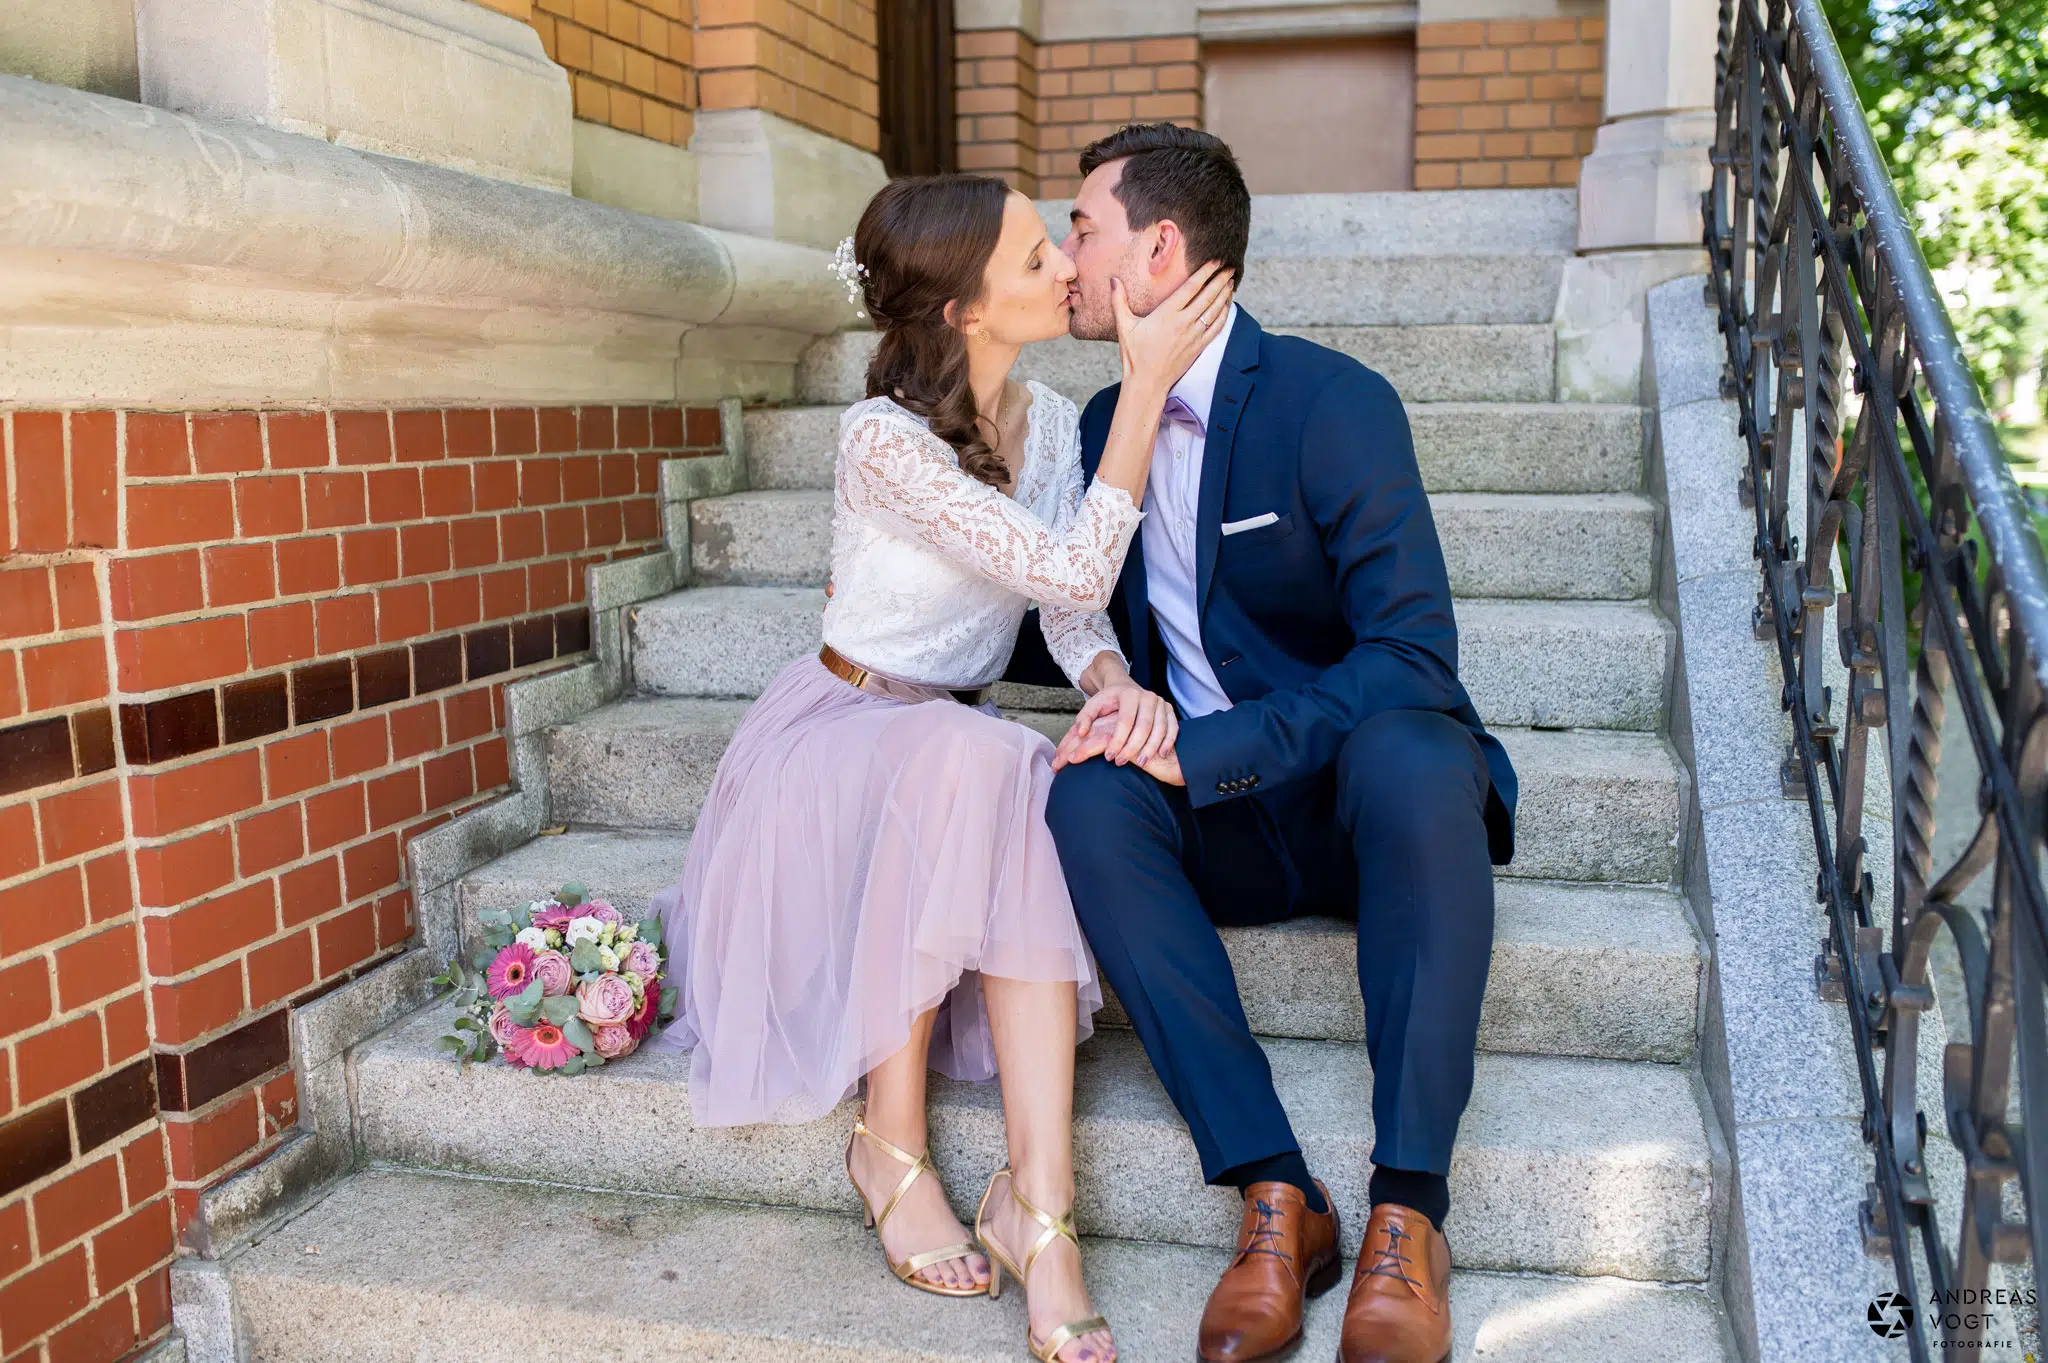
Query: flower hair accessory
829 235 868 318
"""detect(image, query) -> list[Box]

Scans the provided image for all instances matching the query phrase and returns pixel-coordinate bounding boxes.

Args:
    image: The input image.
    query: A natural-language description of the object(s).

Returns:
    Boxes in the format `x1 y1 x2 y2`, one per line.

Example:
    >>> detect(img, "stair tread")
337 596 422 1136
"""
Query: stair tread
224 1167 1728 1363
689 489 1656 601
630 586 1670 731
544 700 1684 883
558 694 1677 760
453 827 1702 1062
356 1009 1712 1276
749 401 1647 494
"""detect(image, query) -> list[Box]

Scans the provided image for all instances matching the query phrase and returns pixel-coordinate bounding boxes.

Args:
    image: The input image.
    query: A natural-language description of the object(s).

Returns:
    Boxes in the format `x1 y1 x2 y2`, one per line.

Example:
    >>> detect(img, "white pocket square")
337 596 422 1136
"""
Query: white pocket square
1220 512 1280 536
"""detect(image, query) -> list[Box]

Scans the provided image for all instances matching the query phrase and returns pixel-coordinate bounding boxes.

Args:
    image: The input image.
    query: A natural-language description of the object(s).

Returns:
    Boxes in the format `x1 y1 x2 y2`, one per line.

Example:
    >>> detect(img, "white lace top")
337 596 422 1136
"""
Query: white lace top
820 381 1140 690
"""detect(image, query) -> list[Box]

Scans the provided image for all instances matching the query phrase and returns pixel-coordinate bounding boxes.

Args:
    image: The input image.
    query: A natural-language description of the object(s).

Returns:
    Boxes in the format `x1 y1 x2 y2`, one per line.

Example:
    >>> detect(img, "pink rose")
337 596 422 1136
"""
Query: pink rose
591 1024 635 1059
585 900 624 926
530 949 574 998
488 1004 523 1048
577 974 637 1028
623 941 661 980
531 902 574 931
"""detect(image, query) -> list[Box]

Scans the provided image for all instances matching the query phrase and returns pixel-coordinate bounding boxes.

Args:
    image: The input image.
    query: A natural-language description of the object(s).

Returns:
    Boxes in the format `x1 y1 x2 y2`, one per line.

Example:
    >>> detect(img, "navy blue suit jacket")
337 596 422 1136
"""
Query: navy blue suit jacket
1015 309 1517 864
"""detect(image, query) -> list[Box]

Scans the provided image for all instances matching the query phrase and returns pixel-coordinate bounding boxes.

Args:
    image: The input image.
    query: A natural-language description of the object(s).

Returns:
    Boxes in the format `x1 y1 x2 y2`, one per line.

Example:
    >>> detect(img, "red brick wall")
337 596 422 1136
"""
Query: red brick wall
0 414 171 1363
950 30 1203 199
1413 17 1604 189
0 401 724 1363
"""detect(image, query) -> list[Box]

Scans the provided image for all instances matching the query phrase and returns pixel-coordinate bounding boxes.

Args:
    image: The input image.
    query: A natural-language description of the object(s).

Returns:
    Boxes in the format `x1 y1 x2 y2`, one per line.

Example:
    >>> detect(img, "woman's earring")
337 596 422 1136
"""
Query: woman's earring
976 328 990 345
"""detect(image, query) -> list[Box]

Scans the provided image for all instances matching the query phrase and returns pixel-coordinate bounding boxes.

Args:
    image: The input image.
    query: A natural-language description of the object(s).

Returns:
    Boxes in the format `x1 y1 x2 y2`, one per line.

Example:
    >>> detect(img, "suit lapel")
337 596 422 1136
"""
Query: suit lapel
1195 310 1263 616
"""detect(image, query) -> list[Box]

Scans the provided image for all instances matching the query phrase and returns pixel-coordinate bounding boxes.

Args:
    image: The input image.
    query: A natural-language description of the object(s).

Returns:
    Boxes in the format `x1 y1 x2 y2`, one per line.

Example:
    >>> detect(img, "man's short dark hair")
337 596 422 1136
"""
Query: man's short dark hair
1078 123 1250 281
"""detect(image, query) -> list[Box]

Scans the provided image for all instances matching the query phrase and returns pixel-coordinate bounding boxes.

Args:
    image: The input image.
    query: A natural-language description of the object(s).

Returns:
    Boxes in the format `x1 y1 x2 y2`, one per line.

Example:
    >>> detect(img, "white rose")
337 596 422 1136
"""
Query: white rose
598 946 620 972
565 916 604 946
514 926 550 951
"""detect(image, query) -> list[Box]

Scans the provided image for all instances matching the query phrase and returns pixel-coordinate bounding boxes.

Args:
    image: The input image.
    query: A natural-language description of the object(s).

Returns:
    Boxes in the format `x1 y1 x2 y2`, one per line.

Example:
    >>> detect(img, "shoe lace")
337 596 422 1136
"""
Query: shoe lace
1362 1221 1425 1290
1236 1198 1294 1268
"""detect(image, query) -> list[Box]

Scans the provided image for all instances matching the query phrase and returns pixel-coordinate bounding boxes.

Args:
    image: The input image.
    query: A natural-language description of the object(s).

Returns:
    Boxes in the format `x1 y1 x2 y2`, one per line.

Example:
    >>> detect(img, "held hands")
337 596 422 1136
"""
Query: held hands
1114 263 1235 399
1049 683 1186 786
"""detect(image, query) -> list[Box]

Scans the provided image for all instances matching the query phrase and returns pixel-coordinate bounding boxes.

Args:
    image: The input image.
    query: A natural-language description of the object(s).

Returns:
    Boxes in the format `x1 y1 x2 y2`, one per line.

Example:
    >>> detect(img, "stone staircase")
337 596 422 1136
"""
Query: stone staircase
206 192 1732 1360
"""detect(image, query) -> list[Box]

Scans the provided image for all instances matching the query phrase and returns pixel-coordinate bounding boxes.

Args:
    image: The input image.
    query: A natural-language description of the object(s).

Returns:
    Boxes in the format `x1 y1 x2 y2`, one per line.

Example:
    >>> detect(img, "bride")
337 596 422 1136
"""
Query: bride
650 173 1232 1363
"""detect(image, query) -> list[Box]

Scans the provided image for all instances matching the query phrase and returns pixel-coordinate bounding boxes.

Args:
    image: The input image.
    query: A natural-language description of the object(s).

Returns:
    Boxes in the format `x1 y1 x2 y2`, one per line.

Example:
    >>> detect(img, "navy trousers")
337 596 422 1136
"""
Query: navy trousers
1044 708 1496 1183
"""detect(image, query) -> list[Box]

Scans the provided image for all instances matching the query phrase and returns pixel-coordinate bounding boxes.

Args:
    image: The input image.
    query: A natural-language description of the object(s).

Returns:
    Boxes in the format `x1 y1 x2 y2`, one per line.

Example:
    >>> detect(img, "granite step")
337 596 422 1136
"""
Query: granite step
353 1013 1713 1278
747 401 1646 495
689 488 1656 602
451 829 1700 1064
542 699 1683 884
797 325 1557 406
628 587 1670 732
218 1168 1729 1363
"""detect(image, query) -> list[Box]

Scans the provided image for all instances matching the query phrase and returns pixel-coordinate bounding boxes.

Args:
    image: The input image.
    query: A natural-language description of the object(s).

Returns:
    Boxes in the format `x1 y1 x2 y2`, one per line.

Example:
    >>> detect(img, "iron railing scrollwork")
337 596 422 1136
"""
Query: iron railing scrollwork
1704 0 2048 1353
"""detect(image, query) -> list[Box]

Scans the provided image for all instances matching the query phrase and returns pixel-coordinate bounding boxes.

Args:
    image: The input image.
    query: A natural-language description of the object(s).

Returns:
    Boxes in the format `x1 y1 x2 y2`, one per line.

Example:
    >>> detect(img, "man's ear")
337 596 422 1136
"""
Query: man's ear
1145 219 1185 280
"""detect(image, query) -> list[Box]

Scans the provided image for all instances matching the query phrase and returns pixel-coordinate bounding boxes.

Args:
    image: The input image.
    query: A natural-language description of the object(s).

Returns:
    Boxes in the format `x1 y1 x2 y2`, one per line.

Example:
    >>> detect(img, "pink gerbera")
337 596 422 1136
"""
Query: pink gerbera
506 1020 580 1070
530 902 574 931
486 942 537 999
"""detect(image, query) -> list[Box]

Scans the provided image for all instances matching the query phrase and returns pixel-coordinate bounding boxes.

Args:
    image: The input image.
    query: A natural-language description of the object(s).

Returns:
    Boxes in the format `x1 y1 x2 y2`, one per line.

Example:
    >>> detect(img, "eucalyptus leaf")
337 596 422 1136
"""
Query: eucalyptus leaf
559 882 587 907
635 918 663 948
569 943 601 974
507 995 542 1027
540 995 579 1026
563 1055 586 1075
583 1053 605 1068
484 927 515 950
562 1017 594 1050
470 947 495 971
660 986 679 1017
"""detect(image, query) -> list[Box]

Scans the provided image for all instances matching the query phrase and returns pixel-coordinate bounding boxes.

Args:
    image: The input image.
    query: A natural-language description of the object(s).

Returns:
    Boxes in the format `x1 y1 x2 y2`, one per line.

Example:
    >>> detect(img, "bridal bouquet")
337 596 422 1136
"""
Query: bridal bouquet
430 883 678 1075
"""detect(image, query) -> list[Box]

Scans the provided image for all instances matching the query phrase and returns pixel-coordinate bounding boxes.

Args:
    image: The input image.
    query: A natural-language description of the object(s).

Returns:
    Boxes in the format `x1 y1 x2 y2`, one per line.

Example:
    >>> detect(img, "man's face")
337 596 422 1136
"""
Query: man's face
1063 159 1163 341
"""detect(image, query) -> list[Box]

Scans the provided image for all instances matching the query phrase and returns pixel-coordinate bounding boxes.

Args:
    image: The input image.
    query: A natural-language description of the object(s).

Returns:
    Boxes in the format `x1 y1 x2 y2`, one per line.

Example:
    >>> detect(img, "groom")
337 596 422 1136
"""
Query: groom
1011 124 1517 1363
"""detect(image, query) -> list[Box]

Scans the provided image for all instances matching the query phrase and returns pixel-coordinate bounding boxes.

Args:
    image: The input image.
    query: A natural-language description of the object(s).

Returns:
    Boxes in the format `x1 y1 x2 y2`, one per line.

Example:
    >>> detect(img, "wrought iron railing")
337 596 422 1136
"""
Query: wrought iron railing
1703 0 2048 1352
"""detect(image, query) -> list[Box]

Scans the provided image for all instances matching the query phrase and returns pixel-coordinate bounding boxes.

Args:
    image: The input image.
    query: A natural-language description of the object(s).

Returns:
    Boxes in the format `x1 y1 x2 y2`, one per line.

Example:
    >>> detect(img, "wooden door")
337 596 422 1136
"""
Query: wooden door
877 0 955 176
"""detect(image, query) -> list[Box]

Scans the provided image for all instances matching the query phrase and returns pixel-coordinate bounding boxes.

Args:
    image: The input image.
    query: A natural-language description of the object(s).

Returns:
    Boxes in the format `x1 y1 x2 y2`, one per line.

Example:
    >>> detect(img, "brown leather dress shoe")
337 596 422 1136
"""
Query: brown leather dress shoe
1337 1203 1452 1363
1196 1180 1342 1363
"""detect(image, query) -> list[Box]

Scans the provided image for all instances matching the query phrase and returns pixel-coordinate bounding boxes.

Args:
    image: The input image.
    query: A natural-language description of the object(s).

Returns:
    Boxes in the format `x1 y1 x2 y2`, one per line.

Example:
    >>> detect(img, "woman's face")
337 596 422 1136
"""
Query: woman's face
961 191 1079 347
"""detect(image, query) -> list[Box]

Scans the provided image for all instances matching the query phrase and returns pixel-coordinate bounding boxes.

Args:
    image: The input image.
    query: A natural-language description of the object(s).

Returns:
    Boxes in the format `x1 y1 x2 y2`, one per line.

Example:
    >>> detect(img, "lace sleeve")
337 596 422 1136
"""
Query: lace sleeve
1038 434 1130 685
838 410 1142 612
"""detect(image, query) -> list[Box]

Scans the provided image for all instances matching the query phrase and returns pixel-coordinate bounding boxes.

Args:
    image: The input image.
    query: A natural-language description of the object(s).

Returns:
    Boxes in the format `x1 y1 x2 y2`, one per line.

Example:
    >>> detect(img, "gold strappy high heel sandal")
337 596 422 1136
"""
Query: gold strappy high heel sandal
974 1168 1114 1362
843 1107 989 1298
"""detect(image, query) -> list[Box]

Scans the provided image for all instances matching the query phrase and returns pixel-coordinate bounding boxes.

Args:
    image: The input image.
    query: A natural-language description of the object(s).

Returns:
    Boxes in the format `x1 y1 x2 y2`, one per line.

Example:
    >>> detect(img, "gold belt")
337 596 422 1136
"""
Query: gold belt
819 645 990 707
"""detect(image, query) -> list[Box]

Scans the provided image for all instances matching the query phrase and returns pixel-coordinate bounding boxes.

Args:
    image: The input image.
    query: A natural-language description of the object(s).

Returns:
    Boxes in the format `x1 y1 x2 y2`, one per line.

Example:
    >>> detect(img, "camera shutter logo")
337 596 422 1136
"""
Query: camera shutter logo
1867 1292 1914 1338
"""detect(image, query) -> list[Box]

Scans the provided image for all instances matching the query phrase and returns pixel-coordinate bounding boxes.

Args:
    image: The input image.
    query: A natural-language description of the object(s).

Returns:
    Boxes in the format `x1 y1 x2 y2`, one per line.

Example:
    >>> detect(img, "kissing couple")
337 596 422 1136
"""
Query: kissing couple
646 123 1518 1363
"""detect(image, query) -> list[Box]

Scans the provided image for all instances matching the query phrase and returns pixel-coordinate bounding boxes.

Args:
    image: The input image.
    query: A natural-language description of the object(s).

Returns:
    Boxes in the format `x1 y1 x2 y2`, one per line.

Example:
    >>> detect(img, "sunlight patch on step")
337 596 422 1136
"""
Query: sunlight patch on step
1468 1275 1656 1351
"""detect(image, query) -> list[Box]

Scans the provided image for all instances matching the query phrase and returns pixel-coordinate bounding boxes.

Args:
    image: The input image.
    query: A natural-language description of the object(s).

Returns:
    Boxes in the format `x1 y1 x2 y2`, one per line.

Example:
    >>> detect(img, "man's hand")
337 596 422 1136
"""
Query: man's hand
1050 683 1185 785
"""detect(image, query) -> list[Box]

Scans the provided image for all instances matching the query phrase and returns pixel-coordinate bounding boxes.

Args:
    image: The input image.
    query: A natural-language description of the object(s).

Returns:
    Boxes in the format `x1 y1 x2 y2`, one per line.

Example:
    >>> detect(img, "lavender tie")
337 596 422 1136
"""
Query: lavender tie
1161 395 1206 439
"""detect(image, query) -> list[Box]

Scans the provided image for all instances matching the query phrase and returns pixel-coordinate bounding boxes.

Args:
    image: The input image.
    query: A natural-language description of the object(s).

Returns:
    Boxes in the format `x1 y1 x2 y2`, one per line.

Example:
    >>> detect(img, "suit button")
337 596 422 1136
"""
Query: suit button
1248 775 1260 788
1215 783 1229 795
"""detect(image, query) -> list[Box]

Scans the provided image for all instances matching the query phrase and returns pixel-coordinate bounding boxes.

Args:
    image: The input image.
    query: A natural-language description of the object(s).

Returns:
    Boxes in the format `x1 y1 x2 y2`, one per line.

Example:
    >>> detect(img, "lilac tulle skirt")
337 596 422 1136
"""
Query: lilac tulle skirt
646 654 1101 1127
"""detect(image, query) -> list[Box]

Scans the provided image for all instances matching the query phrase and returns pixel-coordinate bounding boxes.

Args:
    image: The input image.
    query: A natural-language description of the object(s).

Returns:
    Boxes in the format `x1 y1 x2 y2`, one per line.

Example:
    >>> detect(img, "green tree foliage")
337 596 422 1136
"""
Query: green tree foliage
1819 0 2048 401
